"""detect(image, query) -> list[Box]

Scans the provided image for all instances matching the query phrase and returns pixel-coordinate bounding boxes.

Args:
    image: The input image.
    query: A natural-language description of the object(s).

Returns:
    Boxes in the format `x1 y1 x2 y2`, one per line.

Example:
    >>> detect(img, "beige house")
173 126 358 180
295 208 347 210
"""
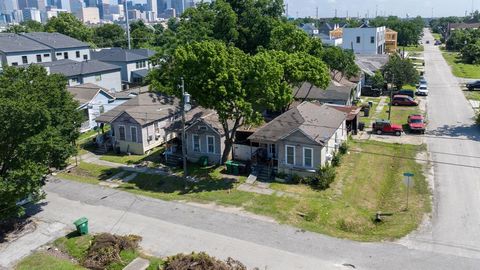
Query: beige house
248 102 348 178
96 92 180 155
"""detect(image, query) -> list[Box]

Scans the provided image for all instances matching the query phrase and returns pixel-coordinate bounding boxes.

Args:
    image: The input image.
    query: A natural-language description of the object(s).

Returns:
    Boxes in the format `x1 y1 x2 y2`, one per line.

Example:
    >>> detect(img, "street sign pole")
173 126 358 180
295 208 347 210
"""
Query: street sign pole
403 172 414 211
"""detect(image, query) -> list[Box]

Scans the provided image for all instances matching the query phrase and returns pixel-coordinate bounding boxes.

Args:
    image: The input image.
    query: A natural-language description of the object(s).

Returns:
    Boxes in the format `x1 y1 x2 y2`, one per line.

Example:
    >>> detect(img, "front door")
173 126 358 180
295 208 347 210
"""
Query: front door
268 144 277 159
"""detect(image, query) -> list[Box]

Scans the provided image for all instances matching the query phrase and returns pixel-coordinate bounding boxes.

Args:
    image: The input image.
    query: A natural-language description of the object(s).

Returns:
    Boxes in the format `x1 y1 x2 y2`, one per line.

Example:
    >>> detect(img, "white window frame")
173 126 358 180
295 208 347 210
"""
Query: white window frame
285 145 295 166
303 147 313 168
192 134 200 152
130 126 138 143
118 125 126 141
206 135 215 154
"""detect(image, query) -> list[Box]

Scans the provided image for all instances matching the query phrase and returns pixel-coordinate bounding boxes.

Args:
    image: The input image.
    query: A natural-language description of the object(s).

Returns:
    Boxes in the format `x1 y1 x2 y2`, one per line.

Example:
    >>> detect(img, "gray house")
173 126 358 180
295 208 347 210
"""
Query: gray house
38 59 122 92
248 102 348 177
293 80 359 106
91 48 156 87
0 32 90 67
96 92 181 155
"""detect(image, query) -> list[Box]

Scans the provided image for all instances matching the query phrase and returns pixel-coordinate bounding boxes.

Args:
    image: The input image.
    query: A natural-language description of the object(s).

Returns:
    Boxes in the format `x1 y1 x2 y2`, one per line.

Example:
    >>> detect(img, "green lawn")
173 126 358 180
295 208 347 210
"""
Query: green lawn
442 51 480 78
402 45 424 52
60 140 430 242
99 147 164 166
432 33 441 40
58 162 121 184
15 252 85 270
463 90 480 101
377 97 422 130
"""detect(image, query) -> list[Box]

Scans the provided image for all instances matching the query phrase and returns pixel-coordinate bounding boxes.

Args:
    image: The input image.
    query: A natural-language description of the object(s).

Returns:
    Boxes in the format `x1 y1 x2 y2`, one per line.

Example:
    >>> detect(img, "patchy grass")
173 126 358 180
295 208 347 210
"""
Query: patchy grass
377 99 422 127
358 96 381 127
15 252 85 270
53 233 93 261
442 51 480 78
99 147 164 166
464 90 480 101
58 162 121 184
270 140 430 241
402 45 424 52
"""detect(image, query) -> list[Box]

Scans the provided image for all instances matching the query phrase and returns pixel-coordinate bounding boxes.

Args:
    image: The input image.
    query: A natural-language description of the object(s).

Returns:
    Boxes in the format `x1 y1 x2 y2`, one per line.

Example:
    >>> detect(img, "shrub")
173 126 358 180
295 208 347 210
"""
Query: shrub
476 113 480 125
331 153 341 167
315 165 336 190
290 174 302 184
82 233 142 270
164 252 246 270
339 142 348 155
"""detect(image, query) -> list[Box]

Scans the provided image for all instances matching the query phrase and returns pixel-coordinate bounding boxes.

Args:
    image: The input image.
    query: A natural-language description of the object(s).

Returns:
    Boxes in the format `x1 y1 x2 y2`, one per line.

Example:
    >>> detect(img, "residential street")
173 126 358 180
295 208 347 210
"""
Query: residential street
2 29 480 270
400 29 480 258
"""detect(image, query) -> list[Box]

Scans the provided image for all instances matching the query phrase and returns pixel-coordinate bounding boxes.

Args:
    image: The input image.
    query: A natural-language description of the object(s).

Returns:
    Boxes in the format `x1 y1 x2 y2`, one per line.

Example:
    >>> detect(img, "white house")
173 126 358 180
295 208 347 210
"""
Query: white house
39 59 123 92
0 32 91 67
343 24 386 55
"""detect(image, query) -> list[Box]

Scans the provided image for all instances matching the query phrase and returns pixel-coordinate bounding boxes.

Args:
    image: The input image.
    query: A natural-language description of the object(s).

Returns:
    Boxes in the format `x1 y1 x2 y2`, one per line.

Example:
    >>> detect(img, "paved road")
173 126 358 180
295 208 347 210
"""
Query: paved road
2 178 479 270
400 29 480 259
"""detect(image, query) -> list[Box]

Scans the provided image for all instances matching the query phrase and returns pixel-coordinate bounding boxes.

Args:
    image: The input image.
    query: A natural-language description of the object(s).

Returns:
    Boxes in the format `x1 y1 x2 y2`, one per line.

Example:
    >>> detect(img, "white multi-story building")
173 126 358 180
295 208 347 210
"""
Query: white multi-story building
342 25 386 55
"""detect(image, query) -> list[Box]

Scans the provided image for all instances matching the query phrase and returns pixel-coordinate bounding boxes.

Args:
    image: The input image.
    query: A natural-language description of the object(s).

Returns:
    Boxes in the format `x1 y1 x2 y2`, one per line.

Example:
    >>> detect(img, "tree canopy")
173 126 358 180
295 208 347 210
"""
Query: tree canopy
369 16 424 46
150 40 329 162
45 13 93 42
92 24 127 48
0 65 82 221
383 55 418 89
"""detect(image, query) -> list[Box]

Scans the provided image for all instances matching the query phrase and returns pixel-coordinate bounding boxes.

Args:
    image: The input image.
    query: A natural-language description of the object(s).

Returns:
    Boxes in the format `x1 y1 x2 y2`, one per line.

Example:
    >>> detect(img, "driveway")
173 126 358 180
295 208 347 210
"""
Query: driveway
399 29 480 258
2 178 479 270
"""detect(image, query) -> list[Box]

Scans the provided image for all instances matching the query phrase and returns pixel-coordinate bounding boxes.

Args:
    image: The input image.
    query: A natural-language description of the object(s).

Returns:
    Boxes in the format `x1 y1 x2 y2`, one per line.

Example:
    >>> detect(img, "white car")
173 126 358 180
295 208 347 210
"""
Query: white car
416 85 429 96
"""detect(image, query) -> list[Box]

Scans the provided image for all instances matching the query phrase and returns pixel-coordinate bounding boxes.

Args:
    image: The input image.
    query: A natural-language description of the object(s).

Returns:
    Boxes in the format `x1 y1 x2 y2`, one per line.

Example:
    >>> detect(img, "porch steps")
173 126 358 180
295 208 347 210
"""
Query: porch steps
246 174 257 184
256 166 273 182
165 155 182 167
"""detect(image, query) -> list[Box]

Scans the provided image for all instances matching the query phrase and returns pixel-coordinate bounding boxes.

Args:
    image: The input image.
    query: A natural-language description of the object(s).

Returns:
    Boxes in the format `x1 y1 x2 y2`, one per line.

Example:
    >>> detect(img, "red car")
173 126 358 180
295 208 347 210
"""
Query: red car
408 114 426 134
392 95 418 106
372 119 403 136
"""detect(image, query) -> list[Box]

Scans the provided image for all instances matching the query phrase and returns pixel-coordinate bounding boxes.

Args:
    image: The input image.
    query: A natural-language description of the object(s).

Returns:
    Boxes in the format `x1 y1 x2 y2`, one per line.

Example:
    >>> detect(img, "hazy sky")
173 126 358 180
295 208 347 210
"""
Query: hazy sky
286 0 479 18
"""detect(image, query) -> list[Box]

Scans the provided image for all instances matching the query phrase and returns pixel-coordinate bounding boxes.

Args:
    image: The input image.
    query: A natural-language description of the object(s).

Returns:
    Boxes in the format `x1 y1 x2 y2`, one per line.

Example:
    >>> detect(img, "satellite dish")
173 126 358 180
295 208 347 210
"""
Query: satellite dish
184 103 191 112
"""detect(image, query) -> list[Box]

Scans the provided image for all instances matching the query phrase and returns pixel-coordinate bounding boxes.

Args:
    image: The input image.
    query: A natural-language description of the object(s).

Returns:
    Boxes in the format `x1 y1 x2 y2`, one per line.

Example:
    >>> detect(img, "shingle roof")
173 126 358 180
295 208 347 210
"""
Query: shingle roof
21 32 89 49
95 92 181 126
292 81 353 104
91 48 156 62
67 83 115 104
0 33 51 53
354 54 389 76
38 59 121 77
248 102 347 145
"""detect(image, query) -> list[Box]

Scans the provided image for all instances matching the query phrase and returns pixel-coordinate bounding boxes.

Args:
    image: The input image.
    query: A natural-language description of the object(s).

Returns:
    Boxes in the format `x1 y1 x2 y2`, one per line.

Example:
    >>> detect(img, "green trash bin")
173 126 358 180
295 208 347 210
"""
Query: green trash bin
198 156 208 167
231 162 239 175
73 217 89 235
225 160 232 174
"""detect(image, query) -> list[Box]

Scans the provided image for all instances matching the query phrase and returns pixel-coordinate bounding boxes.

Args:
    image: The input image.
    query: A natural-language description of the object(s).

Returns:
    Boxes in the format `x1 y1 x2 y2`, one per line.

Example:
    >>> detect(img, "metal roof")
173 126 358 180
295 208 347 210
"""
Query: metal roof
0 33 51 53
91 48 156 62
21 32 89 49
38 59 121 77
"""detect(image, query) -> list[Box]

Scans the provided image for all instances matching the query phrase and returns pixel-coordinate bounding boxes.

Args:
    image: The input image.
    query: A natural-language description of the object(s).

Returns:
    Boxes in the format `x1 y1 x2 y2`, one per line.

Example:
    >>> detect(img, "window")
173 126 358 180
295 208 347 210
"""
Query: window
64 52 68 59
43 53 50 57
71 77 80 84
192 134 200 152
83 55 88 60
303 147 313 168
130 126 138 142
119 126 126 140
371 36 375 43
99 105 105 114
11 62 18 66
76 51 80 58
95 74 102 81
36 54 42 62
136 61 146 69
206 135 215 153
154 122 160 133
285 145 295 165
56 52 62 56
356 36 361 43
22 56 27 64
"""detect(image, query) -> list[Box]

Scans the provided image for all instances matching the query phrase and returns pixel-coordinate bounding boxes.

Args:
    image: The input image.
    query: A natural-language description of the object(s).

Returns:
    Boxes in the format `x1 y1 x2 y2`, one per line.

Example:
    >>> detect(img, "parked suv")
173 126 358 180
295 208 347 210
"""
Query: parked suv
392 95 418 106
372 119 403 136
392 89 415 98
408 114 426 134
416 85 429 96
361 86 382 97
466 80 480 91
